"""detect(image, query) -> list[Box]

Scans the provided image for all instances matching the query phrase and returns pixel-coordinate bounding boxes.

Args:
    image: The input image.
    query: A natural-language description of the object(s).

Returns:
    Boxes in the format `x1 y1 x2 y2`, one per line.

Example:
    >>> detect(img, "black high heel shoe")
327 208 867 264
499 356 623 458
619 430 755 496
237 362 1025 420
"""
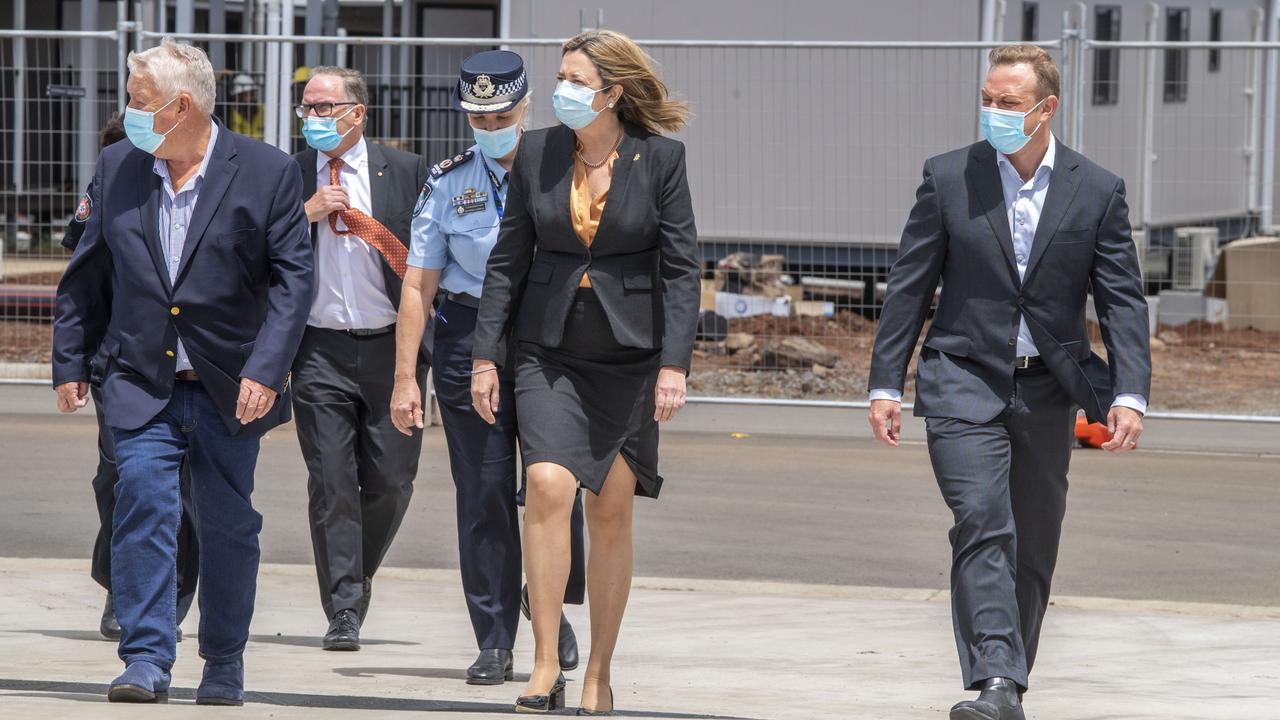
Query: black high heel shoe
577 685 614 715
515 672 566 714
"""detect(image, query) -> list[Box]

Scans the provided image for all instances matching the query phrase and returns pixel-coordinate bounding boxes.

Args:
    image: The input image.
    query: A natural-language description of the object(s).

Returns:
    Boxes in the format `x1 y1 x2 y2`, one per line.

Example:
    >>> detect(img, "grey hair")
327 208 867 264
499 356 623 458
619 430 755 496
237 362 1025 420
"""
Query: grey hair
310 66 370 107
127 38 216 114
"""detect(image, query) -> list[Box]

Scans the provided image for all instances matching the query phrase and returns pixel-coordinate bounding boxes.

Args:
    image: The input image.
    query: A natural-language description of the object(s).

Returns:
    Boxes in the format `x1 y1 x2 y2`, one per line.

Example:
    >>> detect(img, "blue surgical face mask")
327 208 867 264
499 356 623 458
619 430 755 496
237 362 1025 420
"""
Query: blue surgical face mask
473 117 522 160
123 96 181 155
302 105 357 153
552 80 607 130
980 97 1047 155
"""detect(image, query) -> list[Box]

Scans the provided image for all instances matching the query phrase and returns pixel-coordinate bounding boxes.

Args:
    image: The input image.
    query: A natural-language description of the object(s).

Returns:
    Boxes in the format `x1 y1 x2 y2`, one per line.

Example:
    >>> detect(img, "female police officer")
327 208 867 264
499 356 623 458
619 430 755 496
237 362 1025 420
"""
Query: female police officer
390 50 584 686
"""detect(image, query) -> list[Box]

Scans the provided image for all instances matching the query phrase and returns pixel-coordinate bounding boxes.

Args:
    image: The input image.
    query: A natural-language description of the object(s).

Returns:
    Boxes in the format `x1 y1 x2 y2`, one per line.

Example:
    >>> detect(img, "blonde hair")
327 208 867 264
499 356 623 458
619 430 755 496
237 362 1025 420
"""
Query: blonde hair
562 30 690 135
988 44 1061 100
127 38 216 114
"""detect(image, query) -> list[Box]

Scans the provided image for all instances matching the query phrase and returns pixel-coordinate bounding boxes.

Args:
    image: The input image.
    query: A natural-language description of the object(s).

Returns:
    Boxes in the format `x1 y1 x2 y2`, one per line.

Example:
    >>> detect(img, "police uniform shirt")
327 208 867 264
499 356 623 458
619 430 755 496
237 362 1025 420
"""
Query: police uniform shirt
408 145 507 298
310 136 398 330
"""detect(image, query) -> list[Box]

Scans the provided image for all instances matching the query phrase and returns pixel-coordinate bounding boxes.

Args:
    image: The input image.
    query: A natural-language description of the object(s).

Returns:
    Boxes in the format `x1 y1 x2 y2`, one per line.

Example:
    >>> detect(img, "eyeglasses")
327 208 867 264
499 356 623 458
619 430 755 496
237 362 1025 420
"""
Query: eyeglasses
294 102 357 118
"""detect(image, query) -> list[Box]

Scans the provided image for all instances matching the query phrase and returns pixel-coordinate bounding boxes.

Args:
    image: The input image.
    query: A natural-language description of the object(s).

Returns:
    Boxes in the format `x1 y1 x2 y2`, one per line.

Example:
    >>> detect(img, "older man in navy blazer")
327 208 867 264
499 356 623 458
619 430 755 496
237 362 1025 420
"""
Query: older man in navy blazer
53 39 313 705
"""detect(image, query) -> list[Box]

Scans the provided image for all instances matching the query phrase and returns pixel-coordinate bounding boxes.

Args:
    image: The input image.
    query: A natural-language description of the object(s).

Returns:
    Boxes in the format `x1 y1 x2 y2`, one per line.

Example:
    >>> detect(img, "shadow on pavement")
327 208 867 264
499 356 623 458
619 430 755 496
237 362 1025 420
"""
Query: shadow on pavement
12 629 418 649
0 678 762 718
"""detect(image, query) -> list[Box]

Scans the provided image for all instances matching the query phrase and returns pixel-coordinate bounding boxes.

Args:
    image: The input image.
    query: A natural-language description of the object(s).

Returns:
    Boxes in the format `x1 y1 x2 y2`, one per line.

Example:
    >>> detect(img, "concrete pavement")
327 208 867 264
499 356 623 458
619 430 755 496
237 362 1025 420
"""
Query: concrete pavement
1 558 1278 719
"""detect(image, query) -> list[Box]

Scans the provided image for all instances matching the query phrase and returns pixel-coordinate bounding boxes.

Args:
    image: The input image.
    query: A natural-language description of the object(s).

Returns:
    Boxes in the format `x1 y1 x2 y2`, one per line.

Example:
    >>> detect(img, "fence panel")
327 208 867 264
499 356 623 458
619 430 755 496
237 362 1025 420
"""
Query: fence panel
1 30 1277 416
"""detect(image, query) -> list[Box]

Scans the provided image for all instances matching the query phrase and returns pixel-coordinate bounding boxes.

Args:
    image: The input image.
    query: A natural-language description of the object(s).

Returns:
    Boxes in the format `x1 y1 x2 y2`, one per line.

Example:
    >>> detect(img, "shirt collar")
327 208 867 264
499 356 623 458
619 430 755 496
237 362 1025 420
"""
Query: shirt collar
473 143 508 185
153 119 219 194
997 133 1056 186
317 136 368 173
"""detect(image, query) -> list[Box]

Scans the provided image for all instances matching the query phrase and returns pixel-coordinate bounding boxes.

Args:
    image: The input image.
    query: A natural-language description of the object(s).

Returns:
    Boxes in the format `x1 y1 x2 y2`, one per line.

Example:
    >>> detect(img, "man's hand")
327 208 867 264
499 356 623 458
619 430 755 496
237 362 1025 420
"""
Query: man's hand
304 185 350 223
470 361 500 425
55 382 90 413
390 378 423 436
1101 406 1144 453
236 377 278 424
654 366 687 422
868 399 902 447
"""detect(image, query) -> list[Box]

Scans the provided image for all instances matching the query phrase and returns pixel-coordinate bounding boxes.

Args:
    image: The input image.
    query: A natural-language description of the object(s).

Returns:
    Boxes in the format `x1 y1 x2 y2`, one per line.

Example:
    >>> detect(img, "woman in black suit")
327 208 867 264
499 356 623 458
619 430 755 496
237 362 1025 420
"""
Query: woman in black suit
470 29 698 715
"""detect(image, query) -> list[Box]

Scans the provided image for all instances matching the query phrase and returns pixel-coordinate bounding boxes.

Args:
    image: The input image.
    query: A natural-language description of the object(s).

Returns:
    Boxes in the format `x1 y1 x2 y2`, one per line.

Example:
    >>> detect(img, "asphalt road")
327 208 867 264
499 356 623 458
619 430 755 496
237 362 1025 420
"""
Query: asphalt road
1 387 1277 608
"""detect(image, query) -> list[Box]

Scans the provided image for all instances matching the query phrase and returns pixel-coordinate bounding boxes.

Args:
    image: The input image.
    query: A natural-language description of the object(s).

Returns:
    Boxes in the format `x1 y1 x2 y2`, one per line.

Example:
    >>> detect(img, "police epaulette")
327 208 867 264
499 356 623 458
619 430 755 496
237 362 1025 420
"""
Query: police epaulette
430 150 474 179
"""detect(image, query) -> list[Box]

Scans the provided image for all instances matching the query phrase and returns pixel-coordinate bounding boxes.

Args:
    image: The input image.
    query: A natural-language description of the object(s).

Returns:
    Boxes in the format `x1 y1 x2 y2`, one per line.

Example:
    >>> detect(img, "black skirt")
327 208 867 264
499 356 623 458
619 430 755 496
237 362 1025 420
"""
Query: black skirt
514 288 663 498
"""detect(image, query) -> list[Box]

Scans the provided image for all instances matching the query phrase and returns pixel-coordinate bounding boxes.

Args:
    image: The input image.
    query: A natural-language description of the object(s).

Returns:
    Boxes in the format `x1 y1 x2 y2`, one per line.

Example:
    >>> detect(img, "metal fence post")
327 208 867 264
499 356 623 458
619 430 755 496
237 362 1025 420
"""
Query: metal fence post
264 0 282 150
1137 2 1160 230
78 1 101 192
12 0 25 195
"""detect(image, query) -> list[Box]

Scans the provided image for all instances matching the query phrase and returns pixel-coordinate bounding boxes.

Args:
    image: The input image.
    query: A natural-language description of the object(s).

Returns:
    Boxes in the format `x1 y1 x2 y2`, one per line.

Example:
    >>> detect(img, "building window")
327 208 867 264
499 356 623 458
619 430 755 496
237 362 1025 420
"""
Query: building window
1209 8 1222 73
1164 8 1190 103
1093 6 1122 105
1022 2 1039 42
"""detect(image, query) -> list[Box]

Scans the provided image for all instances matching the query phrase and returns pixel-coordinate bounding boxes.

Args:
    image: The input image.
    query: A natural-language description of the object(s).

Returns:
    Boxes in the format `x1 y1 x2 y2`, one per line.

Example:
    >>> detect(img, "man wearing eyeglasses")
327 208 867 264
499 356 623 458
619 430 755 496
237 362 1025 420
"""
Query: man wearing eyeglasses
290 66 431 651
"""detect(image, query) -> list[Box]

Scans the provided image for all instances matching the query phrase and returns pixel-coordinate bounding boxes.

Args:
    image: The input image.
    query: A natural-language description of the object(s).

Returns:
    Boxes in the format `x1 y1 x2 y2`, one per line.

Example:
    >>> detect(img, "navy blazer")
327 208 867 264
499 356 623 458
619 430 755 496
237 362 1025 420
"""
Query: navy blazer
473 122 700 371
53 120 314 434
869 140 1152 424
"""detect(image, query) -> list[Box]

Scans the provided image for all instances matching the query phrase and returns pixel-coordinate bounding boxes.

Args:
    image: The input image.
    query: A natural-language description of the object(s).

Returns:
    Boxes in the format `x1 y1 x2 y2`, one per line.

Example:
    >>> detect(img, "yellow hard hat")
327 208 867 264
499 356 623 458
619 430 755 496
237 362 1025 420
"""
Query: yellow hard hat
292 66 312 84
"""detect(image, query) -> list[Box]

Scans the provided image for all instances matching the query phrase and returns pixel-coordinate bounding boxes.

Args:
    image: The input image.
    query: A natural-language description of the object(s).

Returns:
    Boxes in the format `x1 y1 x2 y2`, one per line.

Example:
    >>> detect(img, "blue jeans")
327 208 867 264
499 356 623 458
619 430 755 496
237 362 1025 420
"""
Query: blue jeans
110 381 263 671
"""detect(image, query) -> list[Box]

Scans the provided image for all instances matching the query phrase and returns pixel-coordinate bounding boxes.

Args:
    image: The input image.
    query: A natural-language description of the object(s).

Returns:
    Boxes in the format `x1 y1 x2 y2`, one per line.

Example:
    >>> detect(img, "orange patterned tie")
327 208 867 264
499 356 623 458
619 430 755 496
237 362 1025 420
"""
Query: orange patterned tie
327 157 408 278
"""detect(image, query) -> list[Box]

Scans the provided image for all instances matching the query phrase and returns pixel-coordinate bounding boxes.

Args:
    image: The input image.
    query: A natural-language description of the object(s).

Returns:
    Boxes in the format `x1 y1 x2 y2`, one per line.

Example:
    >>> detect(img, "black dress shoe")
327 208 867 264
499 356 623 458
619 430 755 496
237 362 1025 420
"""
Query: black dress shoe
950 677 1026 720
467 648 515 685
358 576 372 622
322 609 361 651
515 672 566 714
101 593 122 640
521 585 580 671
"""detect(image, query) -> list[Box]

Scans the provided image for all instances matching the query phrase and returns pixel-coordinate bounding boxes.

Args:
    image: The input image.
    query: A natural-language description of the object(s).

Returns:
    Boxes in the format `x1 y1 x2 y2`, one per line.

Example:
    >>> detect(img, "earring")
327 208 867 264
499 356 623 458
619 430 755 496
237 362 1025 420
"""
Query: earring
608 101 615 109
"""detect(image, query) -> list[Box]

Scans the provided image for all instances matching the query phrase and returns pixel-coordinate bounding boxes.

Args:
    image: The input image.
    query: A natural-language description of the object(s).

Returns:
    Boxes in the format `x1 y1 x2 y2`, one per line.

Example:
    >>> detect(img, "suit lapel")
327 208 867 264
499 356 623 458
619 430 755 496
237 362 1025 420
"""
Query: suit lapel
967 145 1018 275
174 124 239 284
548 125 577 241
594 125 639 243
136 152 174 294
367 141 392 235
1024 146 1083 280
300 148 319 246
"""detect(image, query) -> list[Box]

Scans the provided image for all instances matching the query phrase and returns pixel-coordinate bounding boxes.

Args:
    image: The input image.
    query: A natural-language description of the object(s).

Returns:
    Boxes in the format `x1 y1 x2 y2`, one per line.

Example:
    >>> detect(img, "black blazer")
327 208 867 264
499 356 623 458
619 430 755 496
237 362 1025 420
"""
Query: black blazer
868 140 1152 424
53 121 314 434
472 122 700 371
294 139 429 311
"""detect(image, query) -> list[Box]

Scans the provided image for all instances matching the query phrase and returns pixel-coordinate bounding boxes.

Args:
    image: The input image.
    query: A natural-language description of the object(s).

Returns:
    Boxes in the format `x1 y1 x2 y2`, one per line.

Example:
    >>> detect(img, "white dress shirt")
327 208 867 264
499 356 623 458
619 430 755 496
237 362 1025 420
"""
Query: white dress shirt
308 137 398 330
871 135 1146 415
153 120 218 373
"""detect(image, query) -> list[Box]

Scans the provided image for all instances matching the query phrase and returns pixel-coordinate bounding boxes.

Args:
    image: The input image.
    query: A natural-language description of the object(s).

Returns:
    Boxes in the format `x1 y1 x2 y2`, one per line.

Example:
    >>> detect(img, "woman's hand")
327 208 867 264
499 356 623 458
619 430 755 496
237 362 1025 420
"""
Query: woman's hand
654 366 687 422
470 360 501 425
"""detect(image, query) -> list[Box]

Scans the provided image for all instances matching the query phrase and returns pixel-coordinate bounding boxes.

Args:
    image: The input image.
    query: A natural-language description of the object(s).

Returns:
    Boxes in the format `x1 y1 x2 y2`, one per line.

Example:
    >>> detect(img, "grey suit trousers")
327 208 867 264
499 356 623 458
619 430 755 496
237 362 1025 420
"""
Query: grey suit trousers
925 366 1076 692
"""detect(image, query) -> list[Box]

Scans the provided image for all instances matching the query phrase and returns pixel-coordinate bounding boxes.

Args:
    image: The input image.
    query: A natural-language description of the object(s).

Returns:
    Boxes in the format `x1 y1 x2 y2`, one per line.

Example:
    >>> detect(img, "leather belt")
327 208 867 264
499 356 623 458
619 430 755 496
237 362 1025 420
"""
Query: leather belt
333 324 395 337
446 291 482 309
175 370 200 382
1013 355 1046 370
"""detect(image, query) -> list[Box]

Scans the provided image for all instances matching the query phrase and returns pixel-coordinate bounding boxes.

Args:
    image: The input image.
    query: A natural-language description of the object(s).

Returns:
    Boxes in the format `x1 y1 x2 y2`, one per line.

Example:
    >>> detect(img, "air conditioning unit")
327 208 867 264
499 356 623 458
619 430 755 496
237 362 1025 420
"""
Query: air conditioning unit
1131 229 1171 283
1170 226 1219 291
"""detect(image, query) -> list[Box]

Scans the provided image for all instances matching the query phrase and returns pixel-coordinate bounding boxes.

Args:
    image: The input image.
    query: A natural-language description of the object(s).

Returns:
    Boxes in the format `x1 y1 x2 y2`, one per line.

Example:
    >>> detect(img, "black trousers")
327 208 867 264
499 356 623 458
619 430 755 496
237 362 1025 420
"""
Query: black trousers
90 384 199 621
292 326 426 619
925 367 1077 692
433 298 586 651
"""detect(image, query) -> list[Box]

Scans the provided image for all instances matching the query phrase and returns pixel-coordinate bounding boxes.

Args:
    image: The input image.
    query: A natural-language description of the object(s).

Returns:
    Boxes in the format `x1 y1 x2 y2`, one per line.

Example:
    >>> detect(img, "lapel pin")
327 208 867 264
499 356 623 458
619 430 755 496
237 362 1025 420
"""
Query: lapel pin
633 153 640 162
377 171 384 177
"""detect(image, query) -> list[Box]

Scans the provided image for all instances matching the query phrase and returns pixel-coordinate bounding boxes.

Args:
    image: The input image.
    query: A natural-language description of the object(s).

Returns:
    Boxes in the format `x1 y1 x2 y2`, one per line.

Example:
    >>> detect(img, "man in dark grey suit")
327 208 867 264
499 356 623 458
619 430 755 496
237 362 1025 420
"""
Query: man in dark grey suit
290 66 430 651
868 45 1151 720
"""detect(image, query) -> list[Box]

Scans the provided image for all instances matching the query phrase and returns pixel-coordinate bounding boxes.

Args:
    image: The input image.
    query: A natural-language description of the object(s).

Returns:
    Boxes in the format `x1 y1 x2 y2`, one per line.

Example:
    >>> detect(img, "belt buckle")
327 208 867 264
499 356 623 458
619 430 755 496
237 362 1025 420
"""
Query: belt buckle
1015 356 1030 369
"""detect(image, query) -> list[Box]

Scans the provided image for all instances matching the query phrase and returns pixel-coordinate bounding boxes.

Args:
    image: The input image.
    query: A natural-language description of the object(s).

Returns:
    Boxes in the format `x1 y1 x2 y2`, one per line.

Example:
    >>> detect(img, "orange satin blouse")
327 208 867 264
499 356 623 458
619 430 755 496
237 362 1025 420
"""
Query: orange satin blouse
570 146 619 288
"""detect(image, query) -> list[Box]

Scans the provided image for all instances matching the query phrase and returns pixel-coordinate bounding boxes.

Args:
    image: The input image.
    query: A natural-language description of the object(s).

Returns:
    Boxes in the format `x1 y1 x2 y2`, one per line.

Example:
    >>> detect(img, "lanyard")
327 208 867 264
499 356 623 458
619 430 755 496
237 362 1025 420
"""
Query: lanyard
480 156 506 219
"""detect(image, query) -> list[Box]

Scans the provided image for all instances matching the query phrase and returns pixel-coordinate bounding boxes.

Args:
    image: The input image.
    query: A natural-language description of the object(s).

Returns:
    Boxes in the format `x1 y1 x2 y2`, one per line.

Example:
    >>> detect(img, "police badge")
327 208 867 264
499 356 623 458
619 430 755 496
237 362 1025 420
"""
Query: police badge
473 74 497 99
73 193 92 223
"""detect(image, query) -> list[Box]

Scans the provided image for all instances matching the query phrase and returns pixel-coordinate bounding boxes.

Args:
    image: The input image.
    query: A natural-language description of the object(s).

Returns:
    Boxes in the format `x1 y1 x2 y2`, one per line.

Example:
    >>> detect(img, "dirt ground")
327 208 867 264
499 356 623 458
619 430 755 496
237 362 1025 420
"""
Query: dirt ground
4 312 1277 415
